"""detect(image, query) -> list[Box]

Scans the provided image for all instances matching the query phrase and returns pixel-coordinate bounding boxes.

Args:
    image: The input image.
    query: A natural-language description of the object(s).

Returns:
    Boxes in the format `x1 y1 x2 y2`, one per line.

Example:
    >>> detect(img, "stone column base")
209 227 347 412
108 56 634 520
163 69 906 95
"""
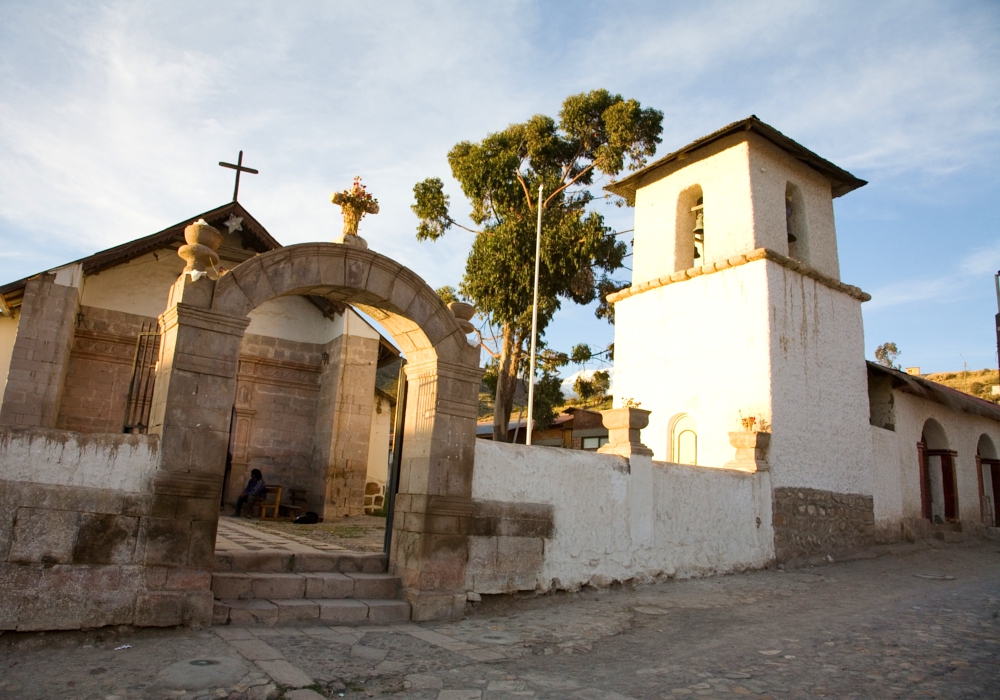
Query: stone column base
403 589 467 622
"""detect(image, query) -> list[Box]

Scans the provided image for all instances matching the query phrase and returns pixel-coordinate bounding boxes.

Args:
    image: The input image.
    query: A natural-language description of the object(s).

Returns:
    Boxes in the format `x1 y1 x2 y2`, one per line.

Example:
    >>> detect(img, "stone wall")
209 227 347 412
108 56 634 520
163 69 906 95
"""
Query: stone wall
465 500 554 594
771 487 875 564
57 306 155 434
0 427 213 631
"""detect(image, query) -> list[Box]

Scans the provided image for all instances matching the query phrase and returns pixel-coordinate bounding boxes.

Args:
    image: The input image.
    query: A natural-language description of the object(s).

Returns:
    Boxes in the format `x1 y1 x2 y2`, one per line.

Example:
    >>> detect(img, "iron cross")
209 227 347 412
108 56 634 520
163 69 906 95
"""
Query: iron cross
218 150 259 202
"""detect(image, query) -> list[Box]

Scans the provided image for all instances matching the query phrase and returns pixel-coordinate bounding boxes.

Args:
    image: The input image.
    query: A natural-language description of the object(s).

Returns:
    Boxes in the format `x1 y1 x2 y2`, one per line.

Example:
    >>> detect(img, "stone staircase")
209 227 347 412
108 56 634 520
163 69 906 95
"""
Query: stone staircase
211 550 410 627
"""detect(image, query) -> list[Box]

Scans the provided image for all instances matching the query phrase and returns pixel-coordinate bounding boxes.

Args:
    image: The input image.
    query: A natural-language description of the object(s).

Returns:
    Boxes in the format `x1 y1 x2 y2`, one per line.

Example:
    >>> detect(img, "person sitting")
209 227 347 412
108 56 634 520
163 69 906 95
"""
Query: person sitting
232 469 267 518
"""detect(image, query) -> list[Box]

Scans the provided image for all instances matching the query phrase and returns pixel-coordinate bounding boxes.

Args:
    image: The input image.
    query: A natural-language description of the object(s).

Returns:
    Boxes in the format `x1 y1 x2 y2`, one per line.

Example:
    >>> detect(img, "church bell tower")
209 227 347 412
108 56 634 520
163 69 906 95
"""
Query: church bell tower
608 117 875 498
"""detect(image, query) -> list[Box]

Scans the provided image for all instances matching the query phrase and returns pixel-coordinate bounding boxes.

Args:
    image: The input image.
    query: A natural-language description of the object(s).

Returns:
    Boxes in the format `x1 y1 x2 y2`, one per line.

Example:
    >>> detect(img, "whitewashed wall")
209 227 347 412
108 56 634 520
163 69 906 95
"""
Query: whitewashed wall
766 262 873 495
0 427 159 493
613 261 772 468
473 441 774 591
876 391 1000 524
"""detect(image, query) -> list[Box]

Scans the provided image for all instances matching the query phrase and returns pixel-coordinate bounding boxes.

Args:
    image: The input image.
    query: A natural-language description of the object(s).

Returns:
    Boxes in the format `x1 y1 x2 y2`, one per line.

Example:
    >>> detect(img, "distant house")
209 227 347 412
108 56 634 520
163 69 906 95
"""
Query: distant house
476 406 608 450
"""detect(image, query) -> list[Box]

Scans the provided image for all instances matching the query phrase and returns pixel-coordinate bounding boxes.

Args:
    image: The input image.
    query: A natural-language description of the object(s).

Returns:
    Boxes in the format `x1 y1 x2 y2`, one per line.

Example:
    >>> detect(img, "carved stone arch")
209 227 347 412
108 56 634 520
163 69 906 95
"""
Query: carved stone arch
149 243 483 623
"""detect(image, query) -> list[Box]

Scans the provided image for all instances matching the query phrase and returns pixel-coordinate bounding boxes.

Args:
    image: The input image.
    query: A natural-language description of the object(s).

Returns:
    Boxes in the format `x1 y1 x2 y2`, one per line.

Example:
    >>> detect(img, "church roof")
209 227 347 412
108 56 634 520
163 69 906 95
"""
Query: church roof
867 361 1000 424
0 201 344 319
605 116 868 205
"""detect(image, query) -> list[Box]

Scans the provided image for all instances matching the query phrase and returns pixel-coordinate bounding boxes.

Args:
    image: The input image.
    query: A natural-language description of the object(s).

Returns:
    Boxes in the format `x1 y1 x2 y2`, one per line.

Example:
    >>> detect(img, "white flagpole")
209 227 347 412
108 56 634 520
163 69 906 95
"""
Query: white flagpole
526 184 543 445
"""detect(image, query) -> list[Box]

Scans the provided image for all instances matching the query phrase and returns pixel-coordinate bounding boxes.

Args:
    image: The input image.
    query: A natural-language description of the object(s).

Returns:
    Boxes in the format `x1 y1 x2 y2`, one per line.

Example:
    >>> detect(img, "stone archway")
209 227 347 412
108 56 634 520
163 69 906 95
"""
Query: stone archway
147 242 482 622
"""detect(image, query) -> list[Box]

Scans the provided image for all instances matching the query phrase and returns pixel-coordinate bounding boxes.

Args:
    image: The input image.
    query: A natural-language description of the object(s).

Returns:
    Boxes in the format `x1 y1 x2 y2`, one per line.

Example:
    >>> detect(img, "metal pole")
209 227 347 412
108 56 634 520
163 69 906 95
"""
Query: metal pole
382 358 407 558
526 185 543 445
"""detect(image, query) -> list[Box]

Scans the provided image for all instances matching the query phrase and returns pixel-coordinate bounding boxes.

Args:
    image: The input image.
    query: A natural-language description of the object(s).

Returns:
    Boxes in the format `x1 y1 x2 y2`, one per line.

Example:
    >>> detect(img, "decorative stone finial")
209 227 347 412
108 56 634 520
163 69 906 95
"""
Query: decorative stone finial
447 301 476 335
598 406 652 458
331 176 379 249
178 218 223 281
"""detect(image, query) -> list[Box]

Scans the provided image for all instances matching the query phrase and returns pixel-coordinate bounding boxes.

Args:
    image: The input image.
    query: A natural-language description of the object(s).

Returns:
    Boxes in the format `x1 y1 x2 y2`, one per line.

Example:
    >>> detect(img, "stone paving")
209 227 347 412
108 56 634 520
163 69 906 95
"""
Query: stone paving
0 539 997 699
217 516 386 554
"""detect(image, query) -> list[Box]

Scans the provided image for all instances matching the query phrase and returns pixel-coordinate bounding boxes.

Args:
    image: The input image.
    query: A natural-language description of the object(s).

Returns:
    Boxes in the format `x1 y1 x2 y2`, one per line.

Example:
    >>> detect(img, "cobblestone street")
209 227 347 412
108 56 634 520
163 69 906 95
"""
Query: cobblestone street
1 539 997 699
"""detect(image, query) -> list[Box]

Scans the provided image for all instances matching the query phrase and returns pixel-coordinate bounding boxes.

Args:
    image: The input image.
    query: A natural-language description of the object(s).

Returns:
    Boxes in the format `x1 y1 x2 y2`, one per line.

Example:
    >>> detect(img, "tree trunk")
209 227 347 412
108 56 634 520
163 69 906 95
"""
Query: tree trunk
492 324 520 442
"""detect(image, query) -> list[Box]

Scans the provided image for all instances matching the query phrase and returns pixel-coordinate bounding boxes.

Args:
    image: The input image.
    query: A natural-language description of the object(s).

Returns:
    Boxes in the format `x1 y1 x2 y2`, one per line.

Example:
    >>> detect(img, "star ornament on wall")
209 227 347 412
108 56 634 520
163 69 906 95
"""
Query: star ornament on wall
224 214 244 234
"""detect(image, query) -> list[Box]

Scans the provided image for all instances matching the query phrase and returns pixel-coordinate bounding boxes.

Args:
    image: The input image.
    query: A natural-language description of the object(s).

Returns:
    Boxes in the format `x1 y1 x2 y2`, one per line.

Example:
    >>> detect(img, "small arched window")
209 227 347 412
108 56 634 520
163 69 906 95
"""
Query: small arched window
785 182 809 263
671 413 698 465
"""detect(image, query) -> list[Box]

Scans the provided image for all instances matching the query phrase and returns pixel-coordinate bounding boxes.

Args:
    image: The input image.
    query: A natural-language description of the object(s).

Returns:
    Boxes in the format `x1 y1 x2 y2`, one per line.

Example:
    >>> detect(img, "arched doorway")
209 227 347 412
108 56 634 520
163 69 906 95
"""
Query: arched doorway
977 434 999 526
148 242 483 621
918 418 958 523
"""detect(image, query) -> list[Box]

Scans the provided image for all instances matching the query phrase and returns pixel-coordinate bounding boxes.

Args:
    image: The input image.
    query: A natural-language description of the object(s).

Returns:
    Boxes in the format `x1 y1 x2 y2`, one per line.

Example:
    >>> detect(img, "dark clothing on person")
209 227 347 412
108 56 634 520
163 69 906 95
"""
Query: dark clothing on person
233 476 267 517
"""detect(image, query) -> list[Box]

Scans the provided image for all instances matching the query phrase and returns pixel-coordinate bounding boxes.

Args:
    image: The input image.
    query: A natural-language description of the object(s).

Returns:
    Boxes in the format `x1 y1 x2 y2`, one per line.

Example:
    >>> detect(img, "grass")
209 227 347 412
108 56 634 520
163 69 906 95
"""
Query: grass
921 368 999 404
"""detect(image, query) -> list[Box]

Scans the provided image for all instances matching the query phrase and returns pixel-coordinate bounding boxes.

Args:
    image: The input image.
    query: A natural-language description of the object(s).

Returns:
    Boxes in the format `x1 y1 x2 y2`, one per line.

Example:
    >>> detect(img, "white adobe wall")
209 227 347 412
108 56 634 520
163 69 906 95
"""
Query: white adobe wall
0 427 159 493
472 441 773 591
366 397 392 485
0 315 17 398
766 261 873 494
613 260 772 466
632 133 754 284
871 425 903 523
80 250 187 318
876 391 1000 524
745 133 840 280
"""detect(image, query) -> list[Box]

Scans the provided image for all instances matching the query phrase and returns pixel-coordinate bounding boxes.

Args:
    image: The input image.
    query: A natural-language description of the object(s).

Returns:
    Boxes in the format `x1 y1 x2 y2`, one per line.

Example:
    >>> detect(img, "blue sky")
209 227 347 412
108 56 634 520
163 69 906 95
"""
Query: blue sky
1 1 998 375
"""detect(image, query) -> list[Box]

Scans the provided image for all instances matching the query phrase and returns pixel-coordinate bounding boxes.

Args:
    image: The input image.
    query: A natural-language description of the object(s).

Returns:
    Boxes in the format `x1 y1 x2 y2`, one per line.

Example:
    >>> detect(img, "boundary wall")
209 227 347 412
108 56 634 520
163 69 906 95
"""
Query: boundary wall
468 440 774 593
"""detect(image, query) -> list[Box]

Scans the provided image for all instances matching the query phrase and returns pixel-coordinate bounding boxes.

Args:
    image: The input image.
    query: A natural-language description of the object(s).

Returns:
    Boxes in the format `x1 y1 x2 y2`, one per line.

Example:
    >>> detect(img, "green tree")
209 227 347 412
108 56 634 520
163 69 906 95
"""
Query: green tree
435 285 460 304
875 342 901 370
413 89 662 440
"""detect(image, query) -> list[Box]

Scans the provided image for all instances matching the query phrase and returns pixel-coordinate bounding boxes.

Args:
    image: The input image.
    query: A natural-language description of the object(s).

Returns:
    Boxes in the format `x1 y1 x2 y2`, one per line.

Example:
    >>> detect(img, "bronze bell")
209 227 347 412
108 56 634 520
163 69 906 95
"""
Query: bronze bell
693 210 704 234
694 246 701 259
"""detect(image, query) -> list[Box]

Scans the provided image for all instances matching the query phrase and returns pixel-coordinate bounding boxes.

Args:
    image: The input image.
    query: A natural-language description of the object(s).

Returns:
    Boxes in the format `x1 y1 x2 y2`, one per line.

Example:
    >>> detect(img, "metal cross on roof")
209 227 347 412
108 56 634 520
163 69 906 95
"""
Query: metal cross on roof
218 150 259 202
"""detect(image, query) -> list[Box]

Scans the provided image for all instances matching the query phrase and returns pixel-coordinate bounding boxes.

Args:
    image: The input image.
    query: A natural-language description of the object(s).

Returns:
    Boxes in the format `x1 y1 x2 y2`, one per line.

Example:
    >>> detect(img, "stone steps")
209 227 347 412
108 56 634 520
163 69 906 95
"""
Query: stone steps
214 550 386 574
213 597 411 626
212 555 410 626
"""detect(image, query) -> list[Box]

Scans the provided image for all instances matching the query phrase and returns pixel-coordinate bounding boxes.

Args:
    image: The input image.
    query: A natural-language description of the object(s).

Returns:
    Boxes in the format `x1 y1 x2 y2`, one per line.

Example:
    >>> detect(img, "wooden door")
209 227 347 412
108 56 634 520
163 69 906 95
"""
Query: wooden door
940 452 958 522
992 463 1000 527
917 441 931 520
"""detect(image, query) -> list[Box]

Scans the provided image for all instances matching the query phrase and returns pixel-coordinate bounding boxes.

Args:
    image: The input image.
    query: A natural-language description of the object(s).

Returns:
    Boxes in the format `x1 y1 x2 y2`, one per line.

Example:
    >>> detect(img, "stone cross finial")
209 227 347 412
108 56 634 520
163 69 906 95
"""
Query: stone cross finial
178 219 223 281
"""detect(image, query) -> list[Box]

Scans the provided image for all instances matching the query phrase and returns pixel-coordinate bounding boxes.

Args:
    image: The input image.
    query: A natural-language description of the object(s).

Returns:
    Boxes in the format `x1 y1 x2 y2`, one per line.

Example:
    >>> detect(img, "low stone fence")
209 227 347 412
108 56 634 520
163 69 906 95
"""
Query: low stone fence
0 427 212 632
469 440 775 594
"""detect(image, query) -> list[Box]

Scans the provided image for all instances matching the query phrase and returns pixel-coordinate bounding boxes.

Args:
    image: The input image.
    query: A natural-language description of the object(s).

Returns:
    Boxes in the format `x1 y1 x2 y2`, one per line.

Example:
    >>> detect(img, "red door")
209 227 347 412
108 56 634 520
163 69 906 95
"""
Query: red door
918 441 931 520
992 463 1000 527
940 452 958 522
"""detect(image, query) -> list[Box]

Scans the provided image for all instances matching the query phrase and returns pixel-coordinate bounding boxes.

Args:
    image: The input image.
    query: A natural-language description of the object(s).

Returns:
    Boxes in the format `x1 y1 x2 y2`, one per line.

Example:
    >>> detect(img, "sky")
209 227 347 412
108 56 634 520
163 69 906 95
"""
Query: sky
1 0 998 376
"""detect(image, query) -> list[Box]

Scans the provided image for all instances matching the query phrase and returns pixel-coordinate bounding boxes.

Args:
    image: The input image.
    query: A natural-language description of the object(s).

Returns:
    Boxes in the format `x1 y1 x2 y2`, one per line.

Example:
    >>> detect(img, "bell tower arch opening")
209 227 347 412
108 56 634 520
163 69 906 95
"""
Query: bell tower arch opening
674 184 704 272
785 181 810 264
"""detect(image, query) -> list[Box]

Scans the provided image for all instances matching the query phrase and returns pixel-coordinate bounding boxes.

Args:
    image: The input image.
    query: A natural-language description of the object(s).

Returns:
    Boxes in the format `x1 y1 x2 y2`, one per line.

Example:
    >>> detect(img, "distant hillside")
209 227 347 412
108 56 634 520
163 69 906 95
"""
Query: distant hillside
920 368 999 404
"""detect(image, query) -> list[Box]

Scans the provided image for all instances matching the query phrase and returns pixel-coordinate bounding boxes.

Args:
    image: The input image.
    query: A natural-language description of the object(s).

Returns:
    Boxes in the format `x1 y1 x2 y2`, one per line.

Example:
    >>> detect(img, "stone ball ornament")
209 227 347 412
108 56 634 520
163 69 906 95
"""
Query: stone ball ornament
177 218 223 280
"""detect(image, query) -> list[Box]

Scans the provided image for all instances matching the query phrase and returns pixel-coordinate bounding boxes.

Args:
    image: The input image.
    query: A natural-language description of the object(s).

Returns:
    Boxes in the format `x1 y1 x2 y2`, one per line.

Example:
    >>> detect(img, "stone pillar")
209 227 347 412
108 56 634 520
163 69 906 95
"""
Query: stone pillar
390 359 483 621
314 330 380 519
138 223 249 627
0 265 82 427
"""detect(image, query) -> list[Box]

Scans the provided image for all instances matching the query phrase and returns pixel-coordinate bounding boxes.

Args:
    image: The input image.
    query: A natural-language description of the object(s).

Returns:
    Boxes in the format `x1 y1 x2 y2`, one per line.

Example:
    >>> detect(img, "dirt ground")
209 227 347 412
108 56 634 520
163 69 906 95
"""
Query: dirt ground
0 538 997 699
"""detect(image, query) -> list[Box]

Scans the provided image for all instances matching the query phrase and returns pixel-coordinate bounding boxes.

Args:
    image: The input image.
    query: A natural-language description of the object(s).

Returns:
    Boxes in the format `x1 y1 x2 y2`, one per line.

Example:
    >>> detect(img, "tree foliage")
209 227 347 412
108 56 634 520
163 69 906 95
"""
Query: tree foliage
413 89 662 440
875 342 901 370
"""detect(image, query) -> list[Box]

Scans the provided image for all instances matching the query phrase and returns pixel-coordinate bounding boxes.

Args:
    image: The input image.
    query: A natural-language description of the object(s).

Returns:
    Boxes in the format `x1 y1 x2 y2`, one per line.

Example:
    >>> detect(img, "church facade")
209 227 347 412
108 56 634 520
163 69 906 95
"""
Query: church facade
0 201 396 519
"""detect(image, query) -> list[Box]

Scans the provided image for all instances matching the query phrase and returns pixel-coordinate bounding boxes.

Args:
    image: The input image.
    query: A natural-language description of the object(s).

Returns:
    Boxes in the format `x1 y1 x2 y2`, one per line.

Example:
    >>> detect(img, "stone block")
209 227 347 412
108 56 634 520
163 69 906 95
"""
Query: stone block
39 563 121 592
254 659 314 689
346 573 400 599
135 591 185 627
362 599 411 623
303 572 353 599
214 552 233 571
318 598 369 624
72 513 139 565
251 572 306 599
273 599 320 624
230 551 292 572
213 600 230 625
140 517 191 566
404 590 466 622
188 519 219 569
227 637 286 661
212 572 253 599
165 567 212 591
226 599 279 626
9 507 79 564
359 553 387 573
